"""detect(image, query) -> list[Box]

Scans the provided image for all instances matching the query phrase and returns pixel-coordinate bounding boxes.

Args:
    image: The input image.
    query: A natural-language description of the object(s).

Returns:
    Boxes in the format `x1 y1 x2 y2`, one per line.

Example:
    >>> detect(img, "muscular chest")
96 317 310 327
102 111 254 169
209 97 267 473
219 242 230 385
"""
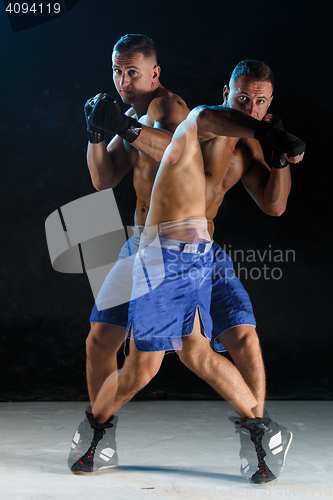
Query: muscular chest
202 137 245 187
124 141 159 195
202 137 252 213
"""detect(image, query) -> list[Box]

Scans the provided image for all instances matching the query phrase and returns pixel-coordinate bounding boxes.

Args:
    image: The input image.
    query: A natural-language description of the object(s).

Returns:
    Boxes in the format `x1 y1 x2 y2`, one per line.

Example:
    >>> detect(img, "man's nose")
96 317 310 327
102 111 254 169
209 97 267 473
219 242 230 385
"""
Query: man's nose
120 73 130 87
245 102 256 117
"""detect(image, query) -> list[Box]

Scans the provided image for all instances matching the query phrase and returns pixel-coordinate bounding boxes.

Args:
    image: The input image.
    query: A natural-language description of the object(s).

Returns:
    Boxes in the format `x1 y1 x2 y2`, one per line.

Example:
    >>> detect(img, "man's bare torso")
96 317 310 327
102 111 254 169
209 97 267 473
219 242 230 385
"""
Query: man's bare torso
201 135 255 236
124 86 187 225
124 89 256 236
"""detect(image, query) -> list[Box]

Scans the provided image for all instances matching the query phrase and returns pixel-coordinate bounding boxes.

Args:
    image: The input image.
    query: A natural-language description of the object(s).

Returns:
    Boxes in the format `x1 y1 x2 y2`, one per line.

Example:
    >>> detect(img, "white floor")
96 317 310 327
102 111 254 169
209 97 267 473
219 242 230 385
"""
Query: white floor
0 401 332 500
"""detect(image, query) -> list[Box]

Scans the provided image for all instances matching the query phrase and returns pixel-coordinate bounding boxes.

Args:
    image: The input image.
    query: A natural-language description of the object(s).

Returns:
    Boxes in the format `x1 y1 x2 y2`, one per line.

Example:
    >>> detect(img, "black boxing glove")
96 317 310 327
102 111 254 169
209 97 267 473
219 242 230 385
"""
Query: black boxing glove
268 115 289 169
89 94 142 143
254 120 305 158
84 98 105 144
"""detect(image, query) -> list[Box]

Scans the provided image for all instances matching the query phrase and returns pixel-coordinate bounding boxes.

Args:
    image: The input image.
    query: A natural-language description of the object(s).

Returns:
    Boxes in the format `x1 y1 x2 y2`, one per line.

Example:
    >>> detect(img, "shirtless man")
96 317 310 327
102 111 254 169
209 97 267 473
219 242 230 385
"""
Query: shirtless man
84 34 189 406
69 49 304 483
84 36 255 401
68 35 270 474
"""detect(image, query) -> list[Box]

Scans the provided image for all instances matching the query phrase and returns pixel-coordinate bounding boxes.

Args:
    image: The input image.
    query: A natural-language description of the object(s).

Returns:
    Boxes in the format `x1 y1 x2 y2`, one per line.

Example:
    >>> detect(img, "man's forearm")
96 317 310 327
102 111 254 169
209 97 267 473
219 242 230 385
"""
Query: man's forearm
87 142 116 191
131 125 173 162
262 166 292 216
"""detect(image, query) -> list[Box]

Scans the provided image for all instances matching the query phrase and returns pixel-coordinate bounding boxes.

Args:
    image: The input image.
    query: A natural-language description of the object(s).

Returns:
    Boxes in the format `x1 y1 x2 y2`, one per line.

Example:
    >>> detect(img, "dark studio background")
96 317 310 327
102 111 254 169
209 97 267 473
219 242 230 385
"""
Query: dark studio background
0 0 332 402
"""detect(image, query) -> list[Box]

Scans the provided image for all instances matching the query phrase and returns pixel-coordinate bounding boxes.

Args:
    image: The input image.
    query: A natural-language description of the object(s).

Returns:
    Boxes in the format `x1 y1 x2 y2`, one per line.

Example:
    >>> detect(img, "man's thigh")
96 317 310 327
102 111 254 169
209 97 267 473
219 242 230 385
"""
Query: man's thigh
210 242 256 352
218 324 258 351
88 322 126 355
123 336 165 381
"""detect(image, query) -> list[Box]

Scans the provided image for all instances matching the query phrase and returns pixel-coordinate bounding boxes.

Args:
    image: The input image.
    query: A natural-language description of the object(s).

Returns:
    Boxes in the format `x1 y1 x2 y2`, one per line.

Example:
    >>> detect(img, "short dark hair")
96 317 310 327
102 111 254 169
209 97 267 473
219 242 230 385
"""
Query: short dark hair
113 34 157 62
230 59 274 90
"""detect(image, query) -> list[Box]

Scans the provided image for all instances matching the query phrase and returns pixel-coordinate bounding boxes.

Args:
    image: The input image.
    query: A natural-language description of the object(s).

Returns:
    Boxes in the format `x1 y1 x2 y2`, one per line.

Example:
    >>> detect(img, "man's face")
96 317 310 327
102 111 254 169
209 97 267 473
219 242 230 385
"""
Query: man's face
223 75 273 120
112 51 160 105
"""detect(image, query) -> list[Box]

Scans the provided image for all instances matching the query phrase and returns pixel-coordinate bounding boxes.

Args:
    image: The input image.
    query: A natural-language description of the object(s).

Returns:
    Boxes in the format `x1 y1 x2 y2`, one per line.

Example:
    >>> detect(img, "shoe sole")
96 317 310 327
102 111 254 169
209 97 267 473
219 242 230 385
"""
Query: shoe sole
71 464 118 476
251 478 278 487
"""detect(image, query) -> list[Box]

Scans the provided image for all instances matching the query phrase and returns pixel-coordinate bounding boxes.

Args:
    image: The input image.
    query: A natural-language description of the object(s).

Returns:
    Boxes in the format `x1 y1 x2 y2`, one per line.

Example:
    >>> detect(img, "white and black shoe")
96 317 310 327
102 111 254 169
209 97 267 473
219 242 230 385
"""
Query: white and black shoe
68 407 118 474
229 415 258 480
262 418 293 478
241 417 276 484
231 414 292 484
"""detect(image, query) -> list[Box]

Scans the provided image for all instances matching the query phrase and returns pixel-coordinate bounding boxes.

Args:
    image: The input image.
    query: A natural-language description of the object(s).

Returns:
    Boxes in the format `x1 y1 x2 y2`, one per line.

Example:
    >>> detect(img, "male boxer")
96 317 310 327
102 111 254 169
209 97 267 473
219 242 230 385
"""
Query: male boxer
84 34 189 406
69 35 271 475
84 35 254 401
72 52 303 480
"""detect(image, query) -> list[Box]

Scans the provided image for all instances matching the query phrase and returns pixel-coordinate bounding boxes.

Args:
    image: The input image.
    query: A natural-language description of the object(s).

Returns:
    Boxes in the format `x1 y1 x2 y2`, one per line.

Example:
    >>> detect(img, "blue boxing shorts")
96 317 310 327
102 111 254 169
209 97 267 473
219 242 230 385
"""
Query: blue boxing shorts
90 227 144 327
210 241 256 352
90 227 256 353
127 225 214 352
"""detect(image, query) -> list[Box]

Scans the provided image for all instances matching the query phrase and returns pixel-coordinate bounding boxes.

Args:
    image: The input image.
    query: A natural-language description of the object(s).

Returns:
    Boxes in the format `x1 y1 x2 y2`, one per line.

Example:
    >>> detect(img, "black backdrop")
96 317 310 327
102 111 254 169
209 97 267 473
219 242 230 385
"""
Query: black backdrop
1 0 332 401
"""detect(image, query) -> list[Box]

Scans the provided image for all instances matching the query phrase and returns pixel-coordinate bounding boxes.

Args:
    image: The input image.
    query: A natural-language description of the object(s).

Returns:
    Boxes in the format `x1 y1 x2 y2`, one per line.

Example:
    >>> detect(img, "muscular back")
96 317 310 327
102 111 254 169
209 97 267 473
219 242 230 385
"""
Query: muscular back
146 117 206 227
123 87 189 225
106 91 270 235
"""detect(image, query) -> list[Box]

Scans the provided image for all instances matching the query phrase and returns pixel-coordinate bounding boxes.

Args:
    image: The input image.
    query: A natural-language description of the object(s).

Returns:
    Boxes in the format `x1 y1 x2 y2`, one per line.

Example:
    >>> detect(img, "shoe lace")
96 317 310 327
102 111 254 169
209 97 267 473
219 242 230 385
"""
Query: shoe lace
77 427 106 465
248 423 274 478
255 458 271 477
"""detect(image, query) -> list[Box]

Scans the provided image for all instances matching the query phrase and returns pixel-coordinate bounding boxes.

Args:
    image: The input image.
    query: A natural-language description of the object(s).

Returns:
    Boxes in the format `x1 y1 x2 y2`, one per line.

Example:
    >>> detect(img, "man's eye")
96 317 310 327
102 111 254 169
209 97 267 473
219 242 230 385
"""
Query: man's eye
238 96 248 102
257 99 265 105
128 70 137 76
113 68 121 74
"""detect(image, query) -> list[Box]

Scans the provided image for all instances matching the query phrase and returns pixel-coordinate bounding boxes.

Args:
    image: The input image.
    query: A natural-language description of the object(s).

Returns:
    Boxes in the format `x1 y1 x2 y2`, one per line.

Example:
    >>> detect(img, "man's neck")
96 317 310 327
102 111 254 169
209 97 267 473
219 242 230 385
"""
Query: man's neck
132 83 162 118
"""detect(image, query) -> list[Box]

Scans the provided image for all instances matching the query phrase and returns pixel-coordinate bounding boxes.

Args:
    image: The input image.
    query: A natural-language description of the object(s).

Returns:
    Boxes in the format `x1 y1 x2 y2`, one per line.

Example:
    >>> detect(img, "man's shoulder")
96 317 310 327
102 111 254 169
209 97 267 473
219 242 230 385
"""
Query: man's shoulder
146 87 189 132
148 87 188 114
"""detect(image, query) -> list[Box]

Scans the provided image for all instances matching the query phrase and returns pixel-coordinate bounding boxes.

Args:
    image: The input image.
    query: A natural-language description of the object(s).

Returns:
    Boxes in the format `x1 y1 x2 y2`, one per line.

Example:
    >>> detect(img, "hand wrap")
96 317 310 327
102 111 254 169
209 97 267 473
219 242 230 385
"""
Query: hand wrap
254 120 305 158
269 115 288 169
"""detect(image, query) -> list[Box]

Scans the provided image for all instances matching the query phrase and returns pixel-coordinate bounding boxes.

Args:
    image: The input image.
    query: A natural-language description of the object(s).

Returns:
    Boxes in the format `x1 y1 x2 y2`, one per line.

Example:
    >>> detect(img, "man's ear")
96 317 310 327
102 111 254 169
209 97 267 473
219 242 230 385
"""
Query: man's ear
223 85 230 105
268 94 274 109
152 65 161 81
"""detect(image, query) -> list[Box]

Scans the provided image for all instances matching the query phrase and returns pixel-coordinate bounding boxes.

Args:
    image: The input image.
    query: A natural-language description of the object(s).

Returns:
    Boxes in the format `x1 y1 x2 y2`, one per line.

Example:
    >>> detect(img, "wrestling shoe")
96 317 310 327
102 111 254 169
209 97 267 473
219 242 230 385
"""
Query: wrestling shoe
230 412 292 481
68 407 118 474
229 416 258 480
262 418 293 478
241 417 276 485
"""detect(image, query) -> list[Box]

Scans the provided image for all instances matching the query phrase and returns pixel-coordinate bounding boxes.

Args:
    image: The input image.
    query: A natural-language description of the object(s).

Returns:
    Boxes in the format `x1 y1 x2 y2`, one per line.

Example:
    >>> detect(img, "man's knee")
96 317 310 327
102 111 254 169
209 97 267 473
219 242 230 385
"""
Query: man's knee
123 346 164 393
125 365 155 393
86 323 125 360
177 347 198 372
177 339 211 376
220 326 262 358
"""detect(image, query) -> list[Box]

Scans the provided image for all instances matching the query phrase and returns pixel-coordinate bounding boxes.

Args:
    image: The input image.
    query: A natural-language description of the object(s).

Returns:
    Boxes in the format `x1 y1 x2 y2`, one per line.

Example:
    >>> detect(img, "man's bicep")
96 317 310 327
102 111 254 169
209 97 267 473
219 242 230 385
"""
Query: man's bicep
242 155 271 206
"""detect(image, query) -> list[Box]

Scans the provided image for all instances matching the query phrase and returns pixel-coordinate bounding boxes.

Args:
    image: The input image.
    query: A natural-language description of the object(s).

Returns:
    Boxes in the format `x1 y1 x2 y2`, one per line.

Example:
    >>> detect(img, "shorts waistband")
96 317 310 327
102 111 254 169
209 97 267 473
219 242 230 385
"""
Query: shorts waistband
145 217 207 234
161 238 212 254
140 234 212 254
144 217 210 242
